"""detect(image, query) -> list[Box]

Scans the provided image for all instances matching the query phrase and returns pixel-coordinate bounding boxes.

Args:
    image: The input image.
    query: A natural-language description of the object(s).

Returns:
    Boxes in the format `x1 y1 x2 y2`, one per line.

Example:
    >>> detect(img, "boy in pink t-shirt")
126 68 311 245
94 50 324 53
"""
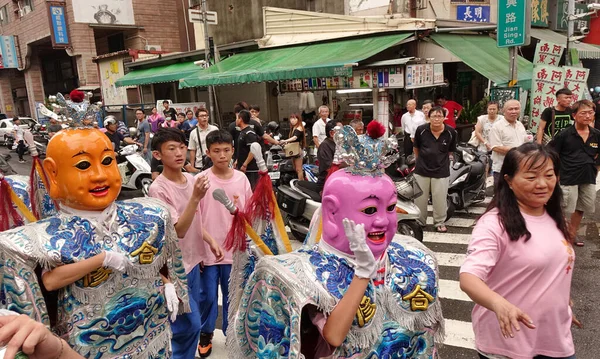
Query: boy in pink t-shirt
197 129 252 357
148 128 224 359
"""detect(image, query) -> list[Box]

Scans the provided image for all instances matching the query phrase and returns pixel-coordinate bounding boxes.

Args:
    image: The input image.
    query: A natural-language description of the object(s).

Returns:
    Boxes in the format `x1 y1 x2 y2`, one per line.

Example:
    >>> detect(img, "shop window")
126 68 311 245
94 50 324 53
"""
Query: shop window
108 33 125 53
0 5 9 25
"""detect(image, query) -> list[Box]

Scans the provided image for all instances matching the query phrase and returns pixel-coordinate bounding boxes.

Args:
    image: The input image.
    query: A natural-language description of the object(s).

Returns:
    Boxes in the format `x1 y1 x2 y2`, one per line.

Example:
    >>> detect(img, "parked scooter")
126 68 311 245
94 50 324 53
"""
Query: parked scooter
117 144 152 196
278 173 423 242
446 144 488 219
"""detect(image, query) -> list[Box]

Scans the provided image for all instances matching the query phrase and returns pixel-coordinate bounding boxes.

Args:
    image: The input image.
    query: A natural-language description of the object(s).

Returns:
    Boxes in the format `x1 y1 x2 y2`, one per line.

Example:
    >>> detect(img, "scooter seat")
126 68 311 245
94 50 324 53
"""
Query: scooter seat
470 161 485 177
295 181 322 202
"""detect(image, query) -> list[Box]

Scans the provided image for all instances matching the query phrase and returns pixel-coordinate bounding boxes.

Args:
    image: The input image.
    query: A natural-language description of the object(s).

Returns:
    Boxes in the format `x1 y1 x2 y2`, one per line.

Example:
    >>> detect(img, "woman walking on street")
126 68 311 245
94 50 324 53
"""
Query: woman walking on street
413 106 457 232
280 113 306 180
460 143 579 359
148 107 165 133
474 101 504 153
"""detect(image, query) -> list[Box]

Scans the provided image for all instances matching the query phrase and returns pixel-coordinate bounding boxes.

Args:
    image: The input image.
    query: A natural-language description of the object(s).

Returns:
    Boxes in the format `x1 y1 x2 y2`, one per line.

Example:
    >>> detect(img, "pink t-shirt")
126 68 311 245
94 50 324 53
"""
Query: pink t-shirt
199 168 252 266
148 173 205 274
460 209 575 359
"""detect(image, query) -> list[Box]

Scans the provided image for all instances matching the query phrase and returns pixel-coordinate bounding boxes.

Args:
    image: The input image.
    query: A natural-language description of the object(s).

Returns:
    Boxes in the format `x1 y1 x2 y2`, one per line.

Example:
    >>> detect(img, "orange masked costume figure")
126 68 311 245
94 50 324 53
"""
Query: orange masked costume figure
0 92 189 358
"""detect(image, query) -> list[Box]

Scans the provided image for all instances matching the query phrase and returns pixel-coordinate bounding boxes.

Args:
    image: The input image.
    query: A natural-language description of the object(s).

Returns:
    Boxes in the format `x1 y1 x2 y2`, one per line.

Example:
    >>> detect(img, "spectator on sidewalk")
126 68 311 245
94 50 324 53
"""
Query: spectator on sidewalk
148 107 165 133
189 108 219 171
489 100 528 186
187 110 198 128
312 105 331 148
550 99 600 247
436 95 462 128
47 117 63 138
536 88 573 144
413 106 457 233
135 109 152 163
421 100 434 123
235 109 261 189
163 100 177 124
401 99 426 157
460 142 578 359
12 118 26 163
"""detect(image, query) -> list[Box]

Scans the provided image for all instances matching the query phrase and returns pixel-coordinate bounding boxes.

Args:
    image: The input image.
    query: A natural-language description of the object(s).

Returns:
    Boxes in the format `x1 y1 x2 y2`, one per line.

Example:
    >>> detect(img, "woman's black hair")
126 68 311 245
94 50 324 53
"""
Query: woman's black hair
151 127 186 152
486 142 571 243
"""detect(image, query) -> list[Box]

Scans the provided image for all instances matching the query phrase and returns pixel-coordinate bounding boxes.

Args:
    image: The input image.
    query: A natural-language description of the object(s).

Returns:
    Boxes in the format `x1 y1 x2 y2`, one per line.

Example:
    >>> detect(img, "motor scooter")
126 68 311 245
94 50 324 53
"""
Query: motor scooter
446 144 489 218
117 144 152 196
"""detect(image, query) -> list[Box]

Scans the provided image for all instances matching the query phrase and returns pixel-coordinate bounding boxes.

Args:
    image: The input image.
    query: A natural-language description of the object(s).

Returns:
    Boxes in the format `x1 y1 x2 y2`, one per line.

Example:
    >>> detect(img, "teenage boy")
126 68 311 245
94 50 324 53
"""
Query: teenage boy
236 109 260 189
536 87 574 144
197 130 252 357
148 128 224 359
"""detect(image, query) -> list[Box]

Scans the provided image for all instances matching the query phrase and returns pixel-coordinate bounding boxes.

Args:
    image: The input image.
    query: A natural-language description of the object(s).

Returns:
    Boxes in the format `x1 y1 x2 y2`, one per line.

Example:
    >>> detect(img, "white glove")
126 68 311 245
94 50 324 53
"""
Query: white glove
343 219 377 279
164 283 179 322
102 251 131 272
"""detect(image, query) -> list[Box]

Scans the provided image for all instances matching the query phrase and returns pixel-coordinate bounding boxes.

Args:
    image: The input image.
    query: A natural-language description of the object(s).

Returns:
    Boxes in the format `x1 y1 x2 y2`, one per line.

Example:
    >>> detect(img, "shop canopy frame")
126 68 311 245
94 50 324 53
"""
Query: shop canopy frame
430 33 534 90
178 33 413 89
115 61 201 87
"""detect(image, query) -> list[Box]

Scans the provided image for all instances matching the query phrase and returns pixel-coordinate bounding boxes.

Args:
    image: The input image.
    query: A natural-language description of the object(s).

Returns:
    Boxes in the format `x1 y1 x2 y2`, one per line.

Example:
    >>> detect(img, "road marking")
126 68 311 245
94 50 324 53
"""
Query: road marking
439 279 471 301
427 217 476 227
424 232 471 245
436 252 466 267
443 319 476 349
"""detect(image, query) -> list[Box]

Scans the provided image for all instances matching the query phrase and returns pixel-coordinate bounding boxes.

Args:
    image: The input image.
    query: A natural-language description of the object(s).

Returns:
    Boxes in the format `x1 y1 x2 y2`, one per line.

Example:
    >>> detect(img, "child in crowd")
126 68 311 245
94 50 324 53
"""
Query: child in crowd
197 130 253 357
148 127 224 359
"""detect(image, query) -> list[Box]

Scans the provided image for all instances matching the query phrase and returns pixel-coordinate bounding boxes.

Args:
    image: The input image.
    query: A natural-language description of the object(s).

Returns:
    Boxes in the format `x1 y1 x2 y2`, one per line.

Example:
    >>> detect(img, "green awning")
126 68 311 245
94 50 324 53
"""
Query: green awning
115 61 200 87
179 33 412 88
430 34 534 90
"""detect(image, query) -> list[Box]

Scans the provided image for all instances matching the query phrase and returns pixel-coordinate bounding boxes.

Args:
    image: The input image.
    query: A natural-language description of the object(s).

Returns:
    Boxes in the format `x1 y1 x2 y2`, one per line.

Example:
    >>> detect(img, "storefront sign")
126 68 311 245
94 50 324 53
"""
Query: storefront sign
554 0 589 31
529 65 564 132
405 64 435 89
457 5 490 23
72 0 135 25
433 64 444 84
563 67 589 103
0 36 18 69
353 69 374 89
388 67 405 88
48 3 70 48
533 40 563 65
497 0 530 47
530 0 549 27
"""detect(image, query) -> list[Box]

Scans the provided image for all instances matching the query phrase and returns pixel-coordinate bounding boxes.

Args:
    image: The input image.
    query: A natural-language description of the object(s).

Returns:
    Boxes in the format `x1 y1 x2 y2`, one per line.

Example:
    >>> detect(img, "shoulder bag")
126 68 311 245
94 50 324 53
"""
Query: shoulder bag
195 127 213 169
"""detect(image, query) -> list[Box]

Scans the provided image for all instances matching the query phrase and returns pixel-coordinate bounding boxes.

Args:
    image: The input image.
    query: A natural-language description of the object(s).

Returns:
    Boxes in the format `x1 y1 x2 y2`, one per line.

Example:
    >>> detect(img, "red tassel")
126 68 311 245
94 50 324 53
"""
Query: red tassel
367 120 386 139
246 171 275 224
69 89 85 103
326 163 341 181
0 178 24 231
223 209 249 252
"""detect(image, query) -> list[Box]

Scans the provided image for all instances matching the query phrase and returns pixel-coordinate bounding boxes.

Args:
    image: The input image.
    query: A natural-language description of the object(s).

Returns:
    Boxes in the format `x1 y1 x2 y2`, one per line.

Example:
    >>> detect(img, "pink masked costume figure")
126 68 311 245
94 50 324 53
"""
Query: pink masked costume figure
224 123 444 358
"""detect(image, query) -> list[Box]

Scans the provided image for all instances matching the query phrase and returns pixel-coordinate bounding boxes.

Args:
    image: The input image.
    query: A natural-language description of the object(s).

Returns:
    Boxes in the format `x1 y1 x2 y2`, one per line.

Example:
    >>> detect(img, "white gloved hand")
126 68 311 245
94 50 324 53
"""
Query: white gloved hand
164 283 179 322
343 219 377 279
102 251 131 272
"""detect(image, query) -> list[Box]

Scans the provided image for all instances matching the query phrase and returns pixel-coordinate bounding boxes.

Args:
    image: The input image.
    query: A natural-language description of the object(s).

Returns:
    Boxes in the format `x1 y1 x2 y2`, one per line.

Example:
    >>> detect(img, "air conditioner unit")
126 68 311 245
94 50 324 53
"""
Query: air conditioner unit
189 0 201 7
145 44 162 51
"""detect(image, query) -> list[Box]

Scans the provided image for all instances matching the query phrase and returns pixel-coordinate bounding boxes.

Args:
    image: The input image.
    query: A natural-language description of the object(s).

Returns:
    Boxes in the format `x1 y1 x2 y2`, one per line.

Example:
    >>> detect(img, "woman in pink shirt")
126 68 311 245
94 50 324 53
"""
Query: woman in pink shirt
460 143 579 359
148 107 164 133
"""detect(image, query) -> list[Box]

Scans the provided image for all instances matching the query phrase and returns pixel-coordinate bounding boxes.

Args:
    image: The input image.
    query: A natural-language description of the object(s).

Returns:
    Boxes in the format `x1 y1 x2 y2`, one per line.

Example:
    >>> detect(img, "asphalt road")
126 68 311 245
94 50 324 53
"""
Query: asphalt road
2 145 598 358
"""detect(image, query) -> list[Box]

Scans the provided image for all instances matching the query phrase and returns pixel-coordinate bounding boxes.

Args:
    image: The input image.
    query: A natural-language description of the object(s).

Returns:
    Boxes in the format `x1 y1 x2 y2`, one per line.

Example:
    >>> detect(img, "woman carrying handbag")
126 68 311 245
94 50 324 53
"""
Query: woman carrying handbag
280 114 305 180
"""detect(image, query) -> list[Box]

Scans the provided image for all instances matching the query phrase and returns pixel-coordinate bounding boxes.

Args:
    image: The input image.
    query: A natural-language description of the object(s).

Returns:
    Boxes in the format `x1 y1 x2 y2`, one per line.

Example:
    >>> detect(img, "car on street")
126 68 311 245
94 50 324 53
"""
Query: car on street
0 117 38 145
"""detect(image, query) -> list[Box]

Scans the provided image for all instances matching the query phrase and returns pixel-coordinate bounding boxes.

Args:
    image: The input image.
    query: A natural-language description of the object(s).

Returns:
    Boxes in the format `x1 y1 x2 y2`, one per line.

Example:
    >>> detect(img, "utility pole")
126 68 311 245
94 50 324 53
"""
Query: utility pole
201 0 216 124
566 0 575 65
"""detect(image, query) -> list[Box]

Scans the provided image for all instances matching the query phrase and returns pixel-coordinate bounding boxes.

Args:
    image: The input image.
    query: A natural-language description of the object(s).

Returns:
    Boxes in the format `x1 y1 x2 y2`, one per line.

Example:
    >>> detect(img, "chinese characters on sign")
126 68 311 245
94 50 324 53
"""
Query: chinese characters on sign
497 0 530 47
0 36 18 69
563 67 589 103
529 65 565 132
555 0 589 31
533 41 564 66
49 4 70 47
457 5 491 22
530 0 549 27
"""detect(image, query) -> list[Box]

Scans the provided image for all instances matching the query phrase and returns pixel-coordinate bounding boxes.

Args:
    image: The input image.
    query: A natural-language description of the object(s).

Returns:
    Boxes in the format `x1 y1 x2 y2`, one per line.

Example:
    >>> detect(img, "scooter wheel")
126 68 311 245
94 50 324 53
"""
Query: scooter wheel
397 220 424 242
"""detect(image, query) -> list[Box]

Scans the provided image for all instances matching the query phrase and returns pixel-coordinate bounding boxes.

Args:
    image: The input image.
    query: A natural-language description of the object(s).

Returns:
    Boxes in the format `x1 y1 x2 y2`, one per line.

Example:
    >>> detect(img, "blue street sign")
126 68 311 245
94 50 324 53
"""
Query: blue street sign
457 5 491 23
50 5 69 46
0 36 18 68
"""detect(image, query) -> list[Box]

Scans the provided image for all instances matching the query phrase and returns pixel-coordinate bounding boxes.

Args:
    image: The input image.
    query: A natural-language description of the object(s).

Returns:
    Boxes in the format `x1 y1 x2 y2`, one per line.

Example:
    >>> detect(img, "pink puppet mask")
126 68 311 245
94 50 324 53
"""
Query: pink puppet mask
322 169 398 259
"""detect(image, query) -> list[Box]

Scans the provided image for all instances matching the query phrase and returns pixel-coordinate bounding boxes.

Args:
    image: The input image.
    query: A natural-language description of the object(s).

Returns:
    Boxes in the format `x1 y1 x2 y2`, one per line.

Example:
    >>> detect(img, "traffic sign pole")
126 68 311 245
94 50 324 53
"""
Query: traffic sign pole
498 0 531 87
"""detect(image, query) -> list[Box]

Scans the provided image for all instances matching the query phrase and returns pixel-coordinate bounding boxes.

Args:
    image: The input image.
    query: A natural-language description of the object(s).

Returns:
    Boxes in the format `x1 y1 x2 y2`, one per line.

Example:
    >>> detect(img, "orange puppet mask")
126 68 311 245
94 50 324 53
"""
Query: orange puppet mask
43 128 122 211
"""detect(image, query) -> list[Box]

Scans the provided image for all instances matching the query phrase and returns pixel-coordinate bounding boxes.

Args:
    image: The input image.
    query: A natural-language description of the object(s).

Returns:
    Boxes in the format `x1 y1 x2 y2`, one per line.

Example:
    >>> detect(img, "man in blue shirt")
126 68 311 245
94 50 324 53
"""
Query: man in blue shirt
187 110 198 128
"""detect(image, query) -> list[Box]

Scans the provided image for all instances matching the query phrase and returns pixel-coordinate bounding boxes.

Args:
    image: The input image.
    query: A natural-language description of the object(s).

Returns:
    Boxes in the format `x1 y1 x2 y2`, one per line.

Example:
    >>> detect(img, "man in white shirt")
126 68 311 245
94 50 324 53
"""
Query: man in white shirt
312 105 331 148
489 99 528 185
12 118 26 163
188 108 219 169
400 99 426 156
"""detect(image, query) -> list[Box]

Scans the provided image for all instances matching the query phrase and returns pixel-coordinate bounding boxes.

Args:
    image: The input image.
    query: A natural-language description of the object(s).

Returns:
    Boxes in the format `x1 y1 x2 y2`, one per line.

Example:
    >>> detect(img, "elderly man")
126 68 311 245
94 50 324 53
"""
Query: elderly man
349 118 364 135
312 105 332 148
550 100 600 246
47 117 63 138
489 100 528 185
401 99 426 157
